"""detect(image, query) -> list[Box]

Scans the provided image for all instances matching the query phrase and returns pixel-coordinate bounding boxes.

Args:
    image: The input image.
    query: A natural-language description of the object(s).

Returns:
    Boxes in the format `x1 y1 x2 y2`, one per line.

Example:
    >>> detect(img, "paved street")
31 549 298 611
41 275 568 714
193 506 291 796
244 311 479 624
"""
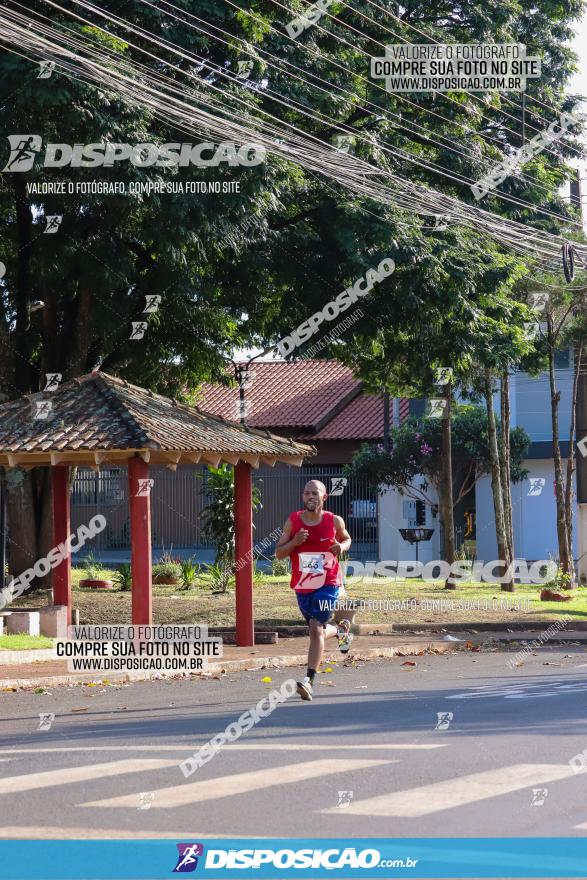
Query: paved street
1 647 587 839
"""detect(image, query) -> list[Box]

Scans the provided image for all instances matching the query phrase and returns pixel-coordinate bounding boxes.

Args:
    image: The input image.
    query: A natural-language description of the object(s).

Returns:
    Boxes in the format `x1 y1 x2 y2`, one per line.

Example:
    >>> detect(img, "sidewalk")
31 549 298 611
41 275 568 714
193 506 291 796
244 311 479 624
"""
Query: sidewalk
2 630 586 689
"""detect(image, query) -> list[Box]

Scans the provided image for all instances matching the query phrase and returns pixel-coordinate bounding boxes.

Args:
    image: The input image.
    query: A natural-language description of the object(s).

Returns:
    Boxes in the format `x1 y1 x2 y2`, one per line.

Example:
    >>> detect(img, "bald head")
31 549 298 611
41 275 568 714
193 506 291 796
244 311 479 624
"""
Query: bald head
302 479 327 514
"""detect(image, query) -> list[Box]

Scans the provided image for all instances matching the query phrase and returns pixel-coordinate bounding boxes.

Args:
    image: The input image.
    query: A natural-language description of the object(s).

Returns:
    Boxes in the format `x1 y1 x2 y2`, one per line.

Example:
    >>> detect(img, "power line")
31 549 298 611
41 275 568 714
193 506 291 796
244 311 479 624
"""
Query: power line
0 2 583 269
135 0 573 206
0 8 564 262
336 0 586 156
54 0 581 226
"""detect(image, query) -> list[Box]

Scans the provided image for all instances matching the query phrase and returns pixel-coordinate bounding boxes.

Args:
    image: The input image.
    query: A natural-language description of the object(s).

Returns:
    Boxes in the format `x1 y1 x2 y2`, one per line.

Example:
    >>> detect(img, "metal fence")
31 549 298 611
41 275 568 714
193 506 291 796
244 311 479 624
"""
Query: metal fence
252 464 377 562
71 465 209 553
71 463 378 561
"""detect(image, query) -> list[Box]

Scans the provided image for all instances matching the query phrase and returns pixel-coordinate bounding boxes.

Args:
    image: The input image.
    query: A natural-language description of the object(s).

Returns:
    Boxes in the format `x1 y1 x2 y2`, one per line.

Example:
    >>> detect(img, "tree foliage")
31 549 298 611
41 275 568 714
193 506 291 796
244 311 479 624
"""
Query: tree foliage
347 406 530 505
0 0 584 575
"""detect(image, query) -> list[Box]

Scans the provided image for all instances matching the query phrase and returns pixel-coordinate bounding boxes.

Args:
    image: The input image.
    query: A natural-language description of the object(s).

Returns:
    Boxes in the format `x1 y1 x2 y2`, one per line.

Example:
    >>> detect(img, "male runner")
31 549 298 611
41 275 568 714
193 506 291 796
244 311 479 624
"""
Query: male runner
275 479 353 701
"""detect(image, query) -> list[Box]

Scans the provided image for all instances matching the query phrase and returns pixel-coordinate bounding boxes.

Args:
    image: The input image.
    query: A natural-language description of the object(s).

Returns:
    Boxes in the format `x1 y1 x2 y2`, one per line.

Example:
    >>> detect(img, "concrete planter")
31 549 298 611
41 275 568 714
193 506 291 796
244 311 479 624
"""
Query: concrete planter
6 610 40 636
39 605 68 637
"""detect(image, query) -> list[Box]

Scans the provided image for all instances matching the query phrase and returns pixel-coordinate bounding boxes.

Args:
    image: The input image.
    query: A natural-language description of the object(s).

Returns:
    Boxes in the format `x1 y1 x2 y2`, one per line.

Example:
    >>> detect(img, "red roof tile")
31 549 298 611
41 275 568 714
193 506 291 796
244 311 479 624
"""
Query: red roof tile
0 372 315 460
197 360 360 429
310 394 385 439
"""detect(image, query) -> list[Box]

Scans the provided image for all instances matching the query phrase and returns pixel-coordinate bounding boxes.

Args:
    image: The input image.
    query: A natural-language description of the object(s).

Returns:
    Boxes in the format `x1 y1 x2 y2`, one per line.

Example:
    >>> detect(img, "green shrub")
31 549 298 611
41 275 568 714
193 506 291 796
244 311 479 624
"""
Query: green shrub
543 566 573 592
153 557 182 581
180 558 200 590
112 563 132 591
272 557 290 577
205 562 233 592
200 464 261 591
82 552 104 581
253 561 268 584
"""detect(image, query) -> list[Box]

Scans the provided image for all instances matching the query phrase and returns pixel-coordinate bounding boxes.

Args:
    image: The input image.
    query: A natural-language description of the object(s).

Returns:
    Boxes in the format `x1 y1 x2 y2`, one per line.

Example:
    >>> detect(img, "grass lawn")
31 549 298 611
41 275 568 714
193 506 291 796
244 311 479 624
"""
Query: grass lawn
17 569 587 629
0 634 54 650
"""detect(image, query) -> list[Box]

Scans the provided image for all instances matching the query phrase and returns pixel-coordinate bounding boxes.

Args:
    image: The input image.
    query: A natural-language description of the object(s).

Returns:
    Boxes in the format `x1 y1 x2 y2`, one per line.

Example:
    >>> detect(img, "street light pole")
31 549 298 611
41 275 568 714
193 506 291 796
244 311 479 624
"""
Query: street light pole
234 362 248 426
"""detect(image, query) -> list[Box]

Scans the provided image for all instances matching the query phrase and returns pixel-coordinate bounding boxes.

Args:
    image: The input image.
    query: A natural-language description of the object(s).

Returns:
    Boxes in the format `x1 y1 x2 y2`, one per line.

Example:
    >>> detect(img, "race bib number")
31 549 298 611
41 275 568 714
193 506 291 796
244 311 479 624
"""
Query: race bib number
299 553 325 575
294 551 338 591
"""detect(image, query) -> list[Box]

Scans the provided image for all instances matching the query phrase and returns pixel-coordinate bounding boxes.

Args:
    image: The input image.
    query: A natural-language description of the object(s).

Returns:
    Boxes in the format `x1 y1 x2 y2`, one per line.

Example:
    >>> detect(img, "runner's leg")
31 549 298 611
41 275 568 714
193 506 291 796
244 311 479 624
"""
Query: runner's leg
296 589 339 700
308 618 326 670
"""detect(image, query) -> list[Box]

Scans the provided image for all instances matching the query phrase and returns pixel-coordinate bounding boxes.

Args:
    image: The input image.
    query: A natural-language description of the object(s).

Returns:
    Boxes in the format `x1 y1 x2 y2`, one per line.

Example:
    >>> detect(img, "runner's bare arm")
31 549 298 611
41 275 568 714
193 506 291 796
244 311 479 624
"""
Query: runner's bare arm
329 515 352 557
275 518 308 559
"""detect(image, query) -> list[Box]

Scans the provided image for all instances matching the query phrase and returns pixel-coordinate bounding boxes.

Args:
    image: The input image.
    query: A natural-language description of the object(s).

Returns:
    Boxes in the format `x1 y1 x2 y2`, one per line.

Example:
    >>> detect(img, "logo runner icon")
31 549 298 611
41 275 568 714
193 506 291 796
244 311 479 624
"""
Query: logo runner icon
173 843 204 873
330 477 347 496
2 135 42 172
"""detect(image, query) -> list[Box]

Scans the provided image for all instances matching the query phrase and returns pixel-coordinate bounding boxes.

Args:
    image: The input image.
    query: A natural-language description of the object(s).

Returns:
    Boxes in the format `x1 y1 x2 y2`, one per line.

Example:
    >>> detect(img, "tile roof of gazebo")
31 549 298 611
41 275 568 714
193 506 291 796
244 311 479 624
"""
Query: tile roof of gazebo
0 371 315 469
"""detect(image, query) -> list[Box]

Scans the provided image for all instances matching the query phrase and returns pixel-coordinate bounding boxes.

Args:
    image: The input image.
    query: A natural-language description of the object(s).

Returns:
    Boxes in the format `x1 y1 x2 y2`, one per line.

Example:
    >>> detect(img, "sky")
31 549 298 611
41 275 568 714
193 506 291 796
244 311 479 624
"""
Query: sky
568 10 587 221
569 12 587 102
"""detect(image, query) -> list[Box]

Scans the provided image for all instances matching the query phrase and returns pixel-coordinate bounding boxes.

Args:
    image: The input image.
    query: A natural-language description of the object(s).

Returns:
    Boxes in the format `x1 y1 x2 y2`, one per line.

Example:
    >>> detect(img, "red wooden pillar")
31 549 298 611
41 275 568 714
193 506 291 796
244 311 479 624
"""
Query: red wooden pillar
234 461 254 647
52 465 72 625
128 455 152 625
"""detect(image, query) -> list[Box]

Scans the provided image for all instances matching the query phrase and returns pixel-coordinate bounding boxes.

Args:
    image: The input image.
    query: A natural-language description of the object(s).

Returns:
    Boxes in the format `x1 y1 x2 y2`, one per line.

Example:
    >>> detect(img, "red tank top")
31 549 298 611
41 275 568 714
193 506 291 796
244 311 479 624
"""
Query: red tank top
289 510 342 593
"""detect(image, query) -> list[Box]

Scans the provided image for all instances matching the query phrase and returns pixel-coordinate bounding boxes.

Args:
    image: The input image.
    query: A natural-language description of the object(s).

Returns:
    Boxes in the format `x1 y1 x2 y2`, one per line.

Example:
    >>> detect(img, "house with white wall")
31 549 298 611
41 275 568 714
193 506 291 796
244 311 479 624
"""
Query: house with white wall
378 355 587 580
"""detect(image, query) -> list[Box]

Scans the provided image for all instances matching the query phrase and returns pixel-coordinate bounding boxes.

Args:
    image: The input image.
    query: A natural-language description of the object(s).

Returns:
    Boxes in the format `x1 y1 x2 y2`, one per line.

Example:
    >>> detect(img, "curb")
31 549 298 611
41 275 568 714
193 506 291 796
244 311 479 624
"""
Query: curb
0 648 58 665
213 621 586 637
380 620 587 634
0 638 460 689
2 631 586 690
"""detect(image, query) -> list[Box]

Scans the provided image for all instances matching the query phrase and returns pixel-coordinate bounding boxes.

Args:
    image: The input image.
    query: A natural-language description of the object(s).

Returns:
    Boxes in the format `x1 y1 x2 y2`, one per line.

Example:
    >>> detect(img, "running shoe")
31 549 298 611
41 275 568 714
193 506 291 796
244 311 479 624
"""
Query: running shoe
337 619 353 654
296 676 313 701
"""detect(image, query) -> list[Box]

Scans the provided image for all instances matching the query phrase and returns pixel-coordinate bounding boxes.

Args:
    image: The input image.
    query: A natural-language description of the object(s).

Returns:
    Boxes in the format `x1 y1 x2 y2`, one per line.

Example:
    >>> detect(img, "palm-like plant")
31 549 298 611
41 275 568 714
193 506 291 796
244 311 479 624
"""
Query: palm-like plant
200 465 262 592
180 558 200 590
112 563 132 591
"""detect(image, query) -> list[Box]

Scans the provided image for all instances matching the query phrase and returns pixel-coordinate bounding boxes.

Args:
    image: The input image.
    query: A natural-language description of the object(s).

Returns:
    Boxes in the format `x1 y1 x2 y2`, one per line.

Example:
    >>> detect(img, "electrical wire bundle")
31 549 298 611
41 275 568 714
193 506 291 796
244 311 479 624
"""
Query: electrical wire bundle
1 0 586 275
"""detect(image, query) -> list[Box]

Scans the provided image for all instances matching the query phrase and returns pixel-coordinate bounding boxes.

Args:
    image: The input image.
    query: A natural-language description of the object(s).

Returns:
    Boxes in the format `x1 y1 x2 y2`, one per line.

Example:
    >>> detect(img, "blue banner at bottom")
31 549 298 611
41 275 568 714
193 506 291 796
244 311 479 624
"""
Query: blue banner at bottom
2 838 587 879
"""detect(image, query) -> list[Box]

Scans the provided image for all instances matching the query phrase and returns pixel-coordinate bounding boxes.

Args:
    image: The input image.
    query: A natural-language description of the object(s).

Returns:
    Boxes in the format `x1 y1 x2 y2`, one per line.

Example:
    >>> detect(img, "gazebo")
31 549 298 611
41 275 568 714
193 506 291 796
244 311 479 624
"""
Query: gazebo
0 371 314 646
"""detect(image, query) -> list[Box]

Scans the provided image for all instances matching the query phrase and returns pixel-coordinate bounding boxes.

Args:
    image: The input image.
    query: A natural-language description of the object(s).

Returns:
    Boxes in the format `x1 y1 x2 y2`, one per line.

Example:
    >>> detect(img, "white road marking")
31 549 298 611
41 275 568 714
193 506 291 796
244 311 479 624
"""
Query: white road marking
0 759 177 795
321 764 577 817
82 759 396 809
0 827 260 839
0 743 445 753
447 680 587 700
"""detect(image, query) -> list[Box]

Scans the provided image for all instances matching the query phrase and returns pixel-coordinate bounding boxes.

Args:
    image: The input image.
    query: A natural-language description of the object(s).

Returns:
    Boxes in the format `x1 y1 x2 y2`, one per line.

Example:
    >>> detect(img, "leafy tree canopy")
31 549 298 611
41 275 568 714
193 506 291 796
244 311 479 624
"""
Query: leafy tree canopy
346 405 530 505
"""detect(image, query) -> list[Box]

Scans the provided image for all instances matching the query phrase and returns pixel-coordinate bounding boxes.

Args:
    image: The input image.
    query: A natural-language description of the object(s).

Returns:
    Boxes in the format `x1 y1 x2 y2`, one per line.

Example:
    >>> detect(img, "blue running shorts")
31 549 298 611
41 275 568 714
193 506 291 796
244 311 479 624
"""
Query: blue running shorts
296 584 340 627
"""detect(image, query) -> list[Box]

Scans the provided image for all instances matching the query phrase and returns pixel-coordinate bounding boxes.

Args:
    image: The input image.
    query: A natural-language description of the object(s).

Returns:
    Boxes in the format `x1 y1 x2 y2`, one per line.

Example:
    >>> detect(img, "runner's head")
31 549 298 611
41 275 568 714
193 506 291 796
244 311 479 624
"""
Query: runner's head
302 480 327 513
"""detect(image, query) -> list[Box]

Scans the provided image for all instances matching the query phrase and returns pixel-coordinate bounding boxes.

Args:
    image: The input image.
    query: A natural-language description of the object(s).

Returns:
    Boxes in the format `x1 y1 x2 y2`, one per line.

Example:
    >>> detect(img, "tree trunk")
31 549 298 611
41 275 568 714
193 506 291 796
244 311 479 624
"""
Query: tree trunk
483 369 513 590
499 369 514 562
565 344 583 586
13 175 38 394
440 384 456 588
4 467 53 596
547 313 572 577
